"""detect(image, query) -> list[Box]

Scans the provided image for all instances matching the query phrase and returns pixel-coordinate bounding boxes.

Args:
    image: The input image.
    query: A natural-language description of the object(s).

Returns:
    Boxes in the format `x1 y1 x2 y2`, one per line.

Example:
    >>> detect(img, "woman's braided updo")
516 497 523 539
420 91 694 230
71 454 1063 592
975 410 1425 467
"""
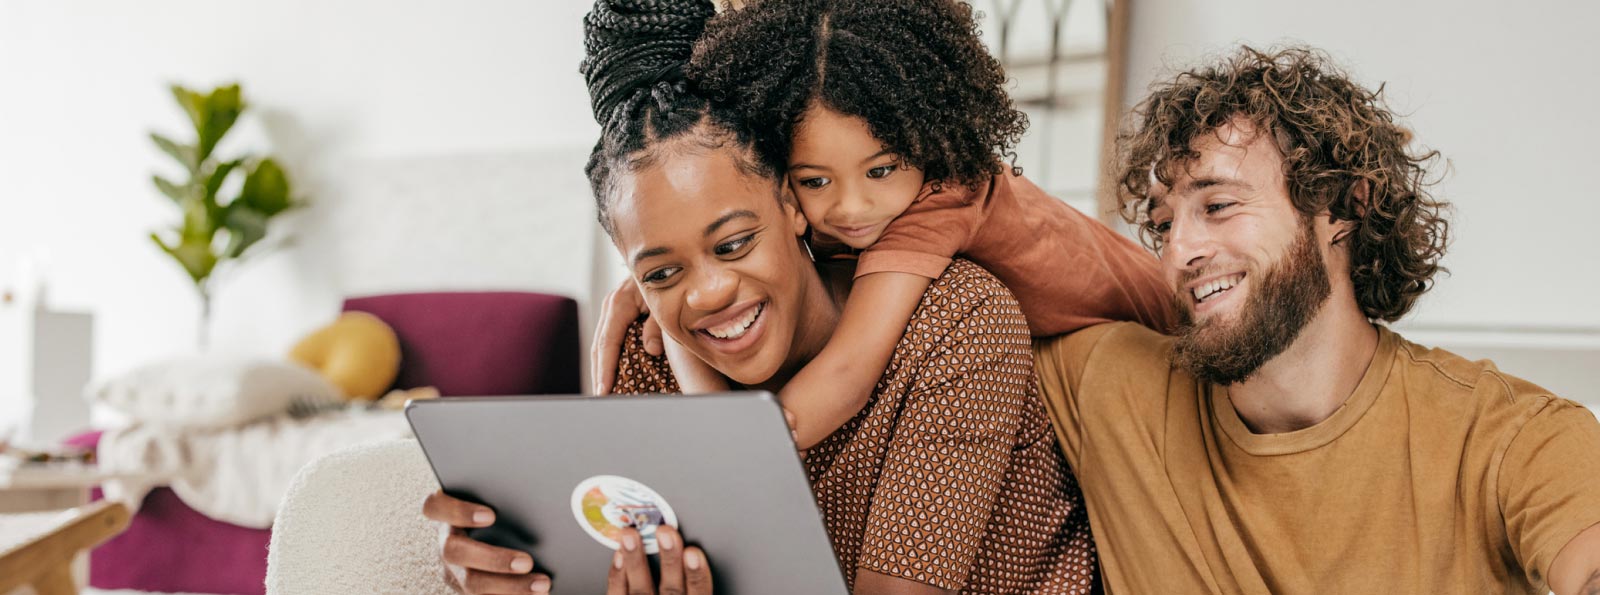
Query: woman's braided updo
581 0 777 235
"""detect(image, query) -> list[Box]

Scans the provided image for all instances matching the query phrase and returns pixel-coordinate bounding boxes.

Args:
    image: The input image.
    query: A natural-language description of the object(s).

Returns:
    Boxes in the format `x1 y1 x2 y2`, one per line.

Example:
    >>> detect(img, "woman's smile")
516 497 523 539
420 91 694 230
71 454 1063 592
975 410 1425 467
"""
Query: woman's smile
691 299 769 355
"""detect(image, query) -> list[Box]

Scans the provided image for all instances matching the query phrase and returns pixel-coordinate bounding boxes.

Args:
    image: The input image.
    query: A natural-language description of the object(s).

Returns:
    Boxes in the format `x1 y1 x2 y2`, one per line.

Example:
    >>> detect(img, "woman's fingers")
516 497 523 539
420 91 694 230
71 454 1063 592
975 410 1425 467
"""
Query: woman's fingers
683 547 714 595
443 532 536 575
619 529 655 595
422 490 495 528
655 526 685 595
458 569 552 595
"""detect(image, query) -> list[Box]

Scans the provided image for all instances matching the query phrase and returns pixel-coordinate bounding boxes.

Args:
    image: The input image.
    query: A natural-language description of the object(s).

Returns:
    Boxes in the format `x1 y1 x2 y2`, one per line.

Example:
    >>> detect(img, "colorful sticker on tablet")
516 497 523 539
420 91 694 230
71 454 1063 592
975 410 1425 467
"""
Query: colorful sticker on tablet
571 475 679 554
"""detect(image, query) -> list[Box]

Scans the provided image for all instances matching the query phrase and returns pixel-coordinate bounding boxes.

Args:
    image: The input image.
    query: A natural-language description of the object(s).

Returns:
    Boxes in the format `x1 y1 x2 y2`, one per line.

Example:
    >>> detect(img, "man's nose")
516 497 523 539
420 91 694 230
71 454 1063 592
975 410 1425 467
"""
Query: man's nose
1164 215 1215 271
684 265 738 312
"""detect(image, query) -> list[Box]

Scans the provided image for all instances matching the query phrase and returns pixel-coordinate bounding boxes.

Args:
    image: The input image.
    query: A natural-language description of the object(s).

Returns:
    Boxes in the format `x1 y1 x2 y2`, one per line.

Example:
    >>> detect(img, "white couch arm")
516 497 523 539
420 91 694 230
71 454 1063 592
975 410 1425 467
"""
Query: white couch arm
266 439 456 595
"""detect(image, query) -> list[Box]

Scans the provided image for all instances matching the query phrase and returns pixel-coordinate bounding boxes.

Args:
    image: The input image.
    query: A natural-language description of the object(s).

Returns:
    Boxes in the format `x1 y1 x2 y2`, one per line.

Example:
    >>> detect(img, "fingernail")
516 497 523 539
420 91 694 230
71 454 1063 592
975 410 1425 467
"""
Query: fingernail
529 576 551 592
686 550 702 570
658 531 675 550
510 556 533 573
613 551 625 569
473 510 493 525
622 533 638 551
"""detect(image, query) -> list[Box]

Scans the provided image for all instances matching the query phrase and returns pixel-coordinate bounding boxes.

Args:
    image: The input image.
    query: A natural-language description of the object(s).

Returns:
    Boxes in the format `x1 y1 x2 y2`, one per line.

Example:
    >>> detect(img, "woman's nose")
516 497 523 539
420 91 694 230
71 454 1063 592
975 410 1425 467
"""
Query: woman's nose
683 266 738 312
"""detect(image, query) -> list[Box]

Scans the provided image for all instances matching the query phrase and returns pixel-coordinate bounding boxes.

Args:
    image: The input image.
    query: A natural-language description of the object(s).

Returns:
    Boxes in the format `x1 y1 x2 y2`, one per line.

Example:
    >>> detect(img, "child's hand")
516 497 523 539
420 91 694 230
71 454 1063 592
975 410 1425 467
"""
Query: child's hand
591 279 664 395
783 407 800 445
661 333 729 394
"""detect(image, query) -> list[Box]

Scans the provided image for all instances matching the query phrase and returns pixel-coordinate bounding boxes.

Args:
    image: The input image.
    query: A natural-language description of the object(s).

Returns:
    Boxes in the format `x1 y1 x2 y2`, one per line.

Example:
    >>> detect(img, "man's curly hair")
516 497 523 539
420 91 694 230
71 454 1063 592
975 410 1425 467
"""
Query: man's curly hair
687 0 1026 188
1117 46 1451 322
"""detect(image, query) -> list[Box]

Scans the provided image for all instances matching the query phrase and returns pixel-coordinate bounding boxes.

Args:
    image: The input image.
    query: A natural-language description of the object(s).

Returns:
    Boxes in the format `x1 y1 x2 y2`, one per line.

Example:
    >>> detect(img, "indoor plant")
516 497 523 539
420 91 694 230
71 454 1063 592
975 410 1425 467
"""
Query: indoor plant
148 83 296 348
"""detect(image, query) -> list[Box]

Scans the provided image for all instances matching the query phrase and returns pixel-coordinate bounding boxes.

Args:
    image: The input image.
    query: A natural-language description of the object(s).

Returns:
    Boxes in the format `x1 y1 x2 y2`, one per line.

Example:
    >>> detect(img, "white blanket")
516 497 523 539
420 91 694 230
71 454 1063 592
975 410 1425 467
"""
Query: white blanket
96 408 412 528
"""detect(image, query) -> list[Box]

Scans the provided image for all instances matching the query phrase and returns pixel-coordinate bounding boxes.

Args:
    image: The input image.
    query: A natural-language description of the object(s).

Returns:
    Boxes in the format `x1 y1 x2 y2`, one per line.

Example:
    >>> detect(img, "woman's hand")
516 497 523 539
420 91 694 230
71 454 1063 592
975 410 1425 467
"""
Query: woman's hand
422 490 551 594
592 279 664 395
606 526 714 595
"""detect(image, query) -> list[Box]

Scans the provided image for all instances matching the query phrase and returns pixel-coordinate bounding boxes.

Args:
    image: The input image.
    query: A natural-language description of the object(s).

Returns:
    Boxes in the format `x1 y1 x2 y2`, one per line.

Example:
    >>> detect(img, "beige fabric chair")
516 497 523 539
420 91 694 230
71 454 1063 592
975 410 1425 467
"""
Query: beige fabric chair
266 439 455 595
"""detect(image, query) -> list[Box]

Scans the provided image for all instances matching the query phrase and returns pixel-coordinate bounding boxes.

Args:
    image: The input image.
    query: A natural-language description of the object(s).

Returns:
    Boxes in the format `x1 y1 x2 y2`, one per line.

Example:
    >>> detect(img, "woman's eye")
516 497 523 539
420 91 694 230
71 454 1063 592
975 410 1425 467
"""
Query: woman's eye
1152 220 1172 235
641 267 679 284
797 177 830 190
714 234 755 256
866 164 897 179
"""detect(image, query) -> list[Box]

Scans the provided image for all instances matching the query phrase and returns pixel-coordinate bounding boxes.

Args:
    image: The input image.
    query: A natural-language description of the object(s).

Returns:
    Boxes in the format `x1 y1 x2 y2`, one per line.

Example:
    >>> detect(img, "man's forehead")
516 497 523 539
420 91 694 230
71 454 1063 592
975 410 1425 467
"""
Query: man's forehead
1148 124 1277 204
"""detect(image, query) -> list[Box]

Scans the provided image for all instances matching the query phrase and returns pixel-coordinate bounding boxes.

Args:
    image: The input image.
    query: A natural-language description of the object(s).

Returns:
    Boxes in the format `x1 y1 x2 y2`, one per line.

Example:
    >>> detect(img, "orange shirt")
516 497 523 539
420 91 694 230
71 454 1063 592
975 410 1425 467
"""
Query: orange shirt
1034 322 1600 594
850 172 1175 336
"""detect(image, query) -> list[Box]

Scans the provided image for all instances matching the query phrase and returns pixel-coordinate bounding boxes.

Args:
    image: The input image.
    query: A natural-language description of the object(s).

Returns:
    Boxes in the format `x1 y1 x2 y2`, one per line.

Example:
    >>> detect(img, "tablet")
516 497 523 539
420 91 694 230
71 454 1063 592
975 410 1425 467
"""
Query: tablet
406 392 849 594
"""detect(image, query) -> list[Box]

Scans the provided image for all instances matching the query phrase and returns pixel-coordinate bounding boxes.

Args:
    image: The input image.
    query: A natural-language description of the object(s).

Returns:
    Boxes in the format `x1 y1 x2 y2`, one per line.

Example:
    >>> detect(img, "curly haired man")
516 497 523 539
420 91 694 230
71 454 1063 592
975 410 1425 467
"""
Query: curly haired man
1033 46 1600 594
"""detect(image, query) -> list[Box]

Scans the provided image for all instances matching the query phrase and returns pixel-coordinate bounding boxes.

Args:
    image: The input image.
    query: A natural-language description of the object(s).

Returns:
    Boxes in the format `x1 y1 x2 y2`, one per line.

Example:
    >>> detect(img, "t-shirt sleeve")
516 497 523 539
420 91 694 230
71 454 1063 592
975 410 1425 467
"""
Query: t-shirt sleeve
611 319 681 395
1497 397 1600 585
854 185 986 280
1030 324 1122 474
853 268 1034 589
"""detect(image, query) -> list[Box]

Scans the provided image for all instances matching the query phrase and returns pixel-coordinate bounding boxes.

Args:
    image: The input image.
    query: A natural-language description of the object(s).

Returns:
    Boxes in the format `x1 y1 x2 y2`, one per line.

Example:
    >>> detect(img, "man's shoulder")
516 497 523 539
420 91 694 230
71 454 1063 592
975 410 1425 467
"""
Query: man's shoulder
1033 321 1177 402
1386 330 1590 431
1051 321 1174 369
1389 330 1567 407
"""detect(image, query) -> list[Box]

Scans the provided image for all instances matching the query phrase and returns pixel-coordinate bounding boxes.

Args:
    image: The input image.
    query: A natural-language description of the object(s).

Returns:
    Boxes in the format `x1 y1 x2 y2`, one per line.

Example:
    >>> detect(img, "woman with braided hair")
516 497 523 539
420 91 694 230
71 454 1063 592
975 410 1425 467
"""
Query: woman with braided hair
424 0 1099 593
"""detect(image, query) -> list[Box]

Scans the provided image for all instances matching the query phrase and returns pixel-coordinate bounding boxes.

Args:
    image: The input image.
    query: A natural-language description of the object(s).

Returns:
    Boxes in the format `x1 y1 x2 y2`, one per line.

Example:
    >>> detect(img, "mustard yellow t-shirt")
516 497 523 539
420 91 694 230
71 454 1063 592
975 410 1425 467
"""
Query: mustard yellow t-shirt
1034 322 1600 594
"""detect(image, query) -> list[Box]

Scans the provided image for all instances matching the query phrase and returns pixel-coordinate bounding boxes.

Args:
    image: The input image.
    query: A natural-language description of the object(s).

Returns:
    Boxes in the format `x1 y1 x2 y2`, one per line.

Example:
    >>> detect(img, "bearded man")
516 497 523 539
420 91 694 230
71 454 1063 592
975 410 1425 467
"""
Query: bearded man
1034 46 1600 594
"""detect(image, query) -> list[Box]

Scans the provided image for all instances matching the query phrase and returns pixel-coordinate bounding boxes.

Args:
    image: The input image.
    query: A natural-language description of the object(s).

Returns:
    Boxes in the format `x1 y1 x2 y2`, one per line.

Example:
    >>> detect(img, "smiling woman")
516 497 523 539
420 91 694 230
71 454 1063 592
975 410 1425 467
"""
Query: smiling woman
582 0 1099 593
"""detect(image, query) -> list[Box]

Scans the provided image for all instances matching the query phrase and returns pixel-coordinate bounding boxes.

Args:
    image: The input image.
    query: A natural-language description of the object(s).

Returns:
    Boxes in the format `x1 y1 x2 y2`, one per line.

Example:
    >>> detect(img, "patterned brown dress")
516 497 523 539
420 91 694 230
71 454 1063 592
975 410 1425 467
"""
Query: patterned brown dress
614 260 1098 594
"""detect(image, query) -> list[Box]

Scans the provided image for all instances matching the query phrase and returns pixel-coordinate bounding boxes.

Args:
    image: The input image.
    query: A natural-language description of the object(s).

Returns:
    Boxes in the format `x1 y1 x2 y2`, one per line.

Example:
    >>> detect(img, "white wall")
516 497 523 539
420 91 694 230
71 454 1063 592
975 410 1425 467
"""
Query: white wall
0 1 612 389
1123 0 1600 403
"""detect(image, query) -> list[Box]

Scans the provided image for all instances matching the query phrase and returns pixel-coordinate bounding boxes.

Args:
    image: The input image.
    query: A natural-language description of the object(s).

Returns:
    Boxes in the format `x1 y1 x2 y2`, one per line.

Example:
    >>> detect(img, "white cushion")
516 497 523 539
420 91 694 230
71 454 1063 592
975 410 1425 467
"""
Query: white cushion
89 357 341 429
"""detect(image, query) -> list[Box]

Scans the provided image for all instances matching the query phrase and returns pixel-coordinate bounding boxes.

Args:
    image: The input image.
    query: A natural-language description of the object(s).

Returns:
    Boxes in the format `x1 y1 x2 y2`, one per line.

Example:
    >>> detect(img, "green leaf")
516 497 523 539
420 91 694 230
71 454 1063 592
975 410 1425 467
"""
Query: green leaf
170 85 206 133
222 203 268 259
150 133 198 173
238 158 291 215
204 159 241 204
152 175 189 203
197 84 244 161
151 232 215 285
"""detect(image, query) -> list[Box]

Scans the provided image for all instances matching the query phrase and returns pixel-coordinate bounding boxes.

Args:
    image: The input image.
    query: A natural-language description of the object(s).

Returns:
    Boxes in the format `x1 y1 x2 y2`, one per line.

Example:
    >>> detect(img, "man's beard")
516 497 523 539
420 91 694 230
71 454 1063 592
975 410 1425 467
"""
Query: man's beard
1170 219 1332 385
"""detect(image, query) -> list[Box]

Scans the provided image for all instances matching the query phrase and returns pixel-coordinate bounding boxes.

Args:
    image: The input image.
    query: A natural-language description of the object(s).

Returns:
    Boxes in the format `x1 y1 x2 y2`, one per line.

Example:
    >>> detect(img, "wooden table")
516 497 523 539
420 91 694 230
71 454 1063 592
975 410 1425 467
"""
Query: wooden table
0 500 130 595
0 463 152 595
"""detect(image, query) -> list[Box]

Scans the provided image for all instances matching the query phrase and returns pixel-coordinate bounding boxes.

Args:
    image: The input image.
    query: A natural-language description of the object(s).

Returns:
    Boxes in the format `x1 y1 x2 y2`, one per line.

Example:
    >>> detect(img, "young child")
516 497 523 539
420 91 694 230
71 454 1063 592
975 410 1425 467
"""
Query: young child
598 0 1175 449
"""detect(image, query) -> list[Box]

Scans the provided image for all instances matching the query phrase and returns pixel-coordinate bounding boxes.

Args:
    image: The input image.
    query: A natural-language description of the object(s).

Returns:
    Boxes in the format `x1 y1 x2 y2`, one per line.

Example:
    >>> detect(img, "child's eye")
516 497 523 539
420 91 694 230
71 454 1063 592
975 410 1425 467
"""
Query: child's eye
866 164 898 179
641 267 680 285
714 233 756 257
797 177 831 190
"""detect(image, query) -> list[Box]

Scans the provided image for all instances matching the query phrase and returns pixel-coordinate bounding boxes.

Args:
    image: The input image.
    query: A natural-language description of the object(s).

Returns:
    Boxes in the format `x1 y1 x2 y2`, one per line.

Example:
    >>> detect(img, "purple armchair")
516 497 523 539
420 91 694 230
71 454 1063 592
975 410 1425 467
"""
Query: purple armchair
76 291 580 594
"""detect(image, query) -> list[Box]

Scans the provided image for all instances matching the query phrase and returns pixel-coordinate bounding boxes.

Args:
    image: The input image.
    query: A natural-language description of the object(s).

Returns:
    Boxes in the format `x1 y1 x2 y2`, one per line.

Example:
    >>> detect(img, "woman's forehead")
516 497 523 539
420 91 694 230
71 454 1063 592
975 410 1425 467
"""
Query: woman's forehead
610 148 780 245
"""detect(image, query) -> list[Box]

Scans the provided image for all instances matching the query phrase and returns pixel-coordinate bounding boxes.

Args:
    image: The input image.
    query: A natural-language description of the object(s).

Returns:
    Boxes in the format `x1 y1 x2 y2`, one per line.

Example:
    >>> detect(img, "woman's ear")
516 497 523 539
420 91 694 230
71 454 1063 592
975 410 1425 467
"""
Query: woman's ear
782 187 808 237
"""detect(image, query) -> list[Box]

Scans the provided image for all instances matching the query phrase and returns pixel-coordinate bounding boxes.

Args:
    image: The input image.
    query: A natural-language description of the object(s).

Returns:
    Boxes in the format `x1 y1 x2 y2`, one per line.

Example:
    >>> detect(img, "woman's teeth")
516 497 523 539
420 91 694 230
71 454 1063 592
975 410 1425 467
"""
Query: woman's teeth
1194 274 1244 303
706 303 763 339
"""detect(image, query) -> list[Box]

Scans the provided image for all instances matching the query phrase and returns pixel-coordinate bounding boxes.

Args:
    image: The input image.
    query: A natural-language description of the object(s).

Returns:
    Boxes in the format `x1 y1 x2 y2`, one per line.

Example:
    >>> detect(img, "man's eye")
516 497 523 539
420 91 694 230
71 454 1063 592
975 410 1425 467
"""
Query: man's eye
1205 202 1233 214
866 164 897 179
714 234 755 256
798 177 830 190
641 267 679 284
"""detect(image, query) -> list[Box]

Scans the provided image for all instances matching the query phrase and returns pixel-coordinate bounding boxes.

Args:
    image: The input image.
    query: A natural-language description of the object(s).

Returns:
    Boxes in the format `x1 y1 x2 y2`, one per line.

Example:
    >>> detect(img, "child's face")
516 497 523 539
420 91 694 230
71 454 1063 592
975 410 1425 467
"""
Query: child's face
787 104 926 249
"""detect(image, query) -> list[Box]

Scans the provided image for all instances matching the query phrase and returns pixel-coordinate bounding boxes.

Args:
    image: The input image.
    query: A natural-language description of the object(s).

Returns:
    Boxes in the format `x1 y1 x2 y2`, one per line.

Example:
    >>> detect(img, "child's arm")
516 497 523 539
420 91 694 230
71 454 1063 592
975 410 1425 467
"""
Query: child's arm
661 332 731 394
784 271 932 449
